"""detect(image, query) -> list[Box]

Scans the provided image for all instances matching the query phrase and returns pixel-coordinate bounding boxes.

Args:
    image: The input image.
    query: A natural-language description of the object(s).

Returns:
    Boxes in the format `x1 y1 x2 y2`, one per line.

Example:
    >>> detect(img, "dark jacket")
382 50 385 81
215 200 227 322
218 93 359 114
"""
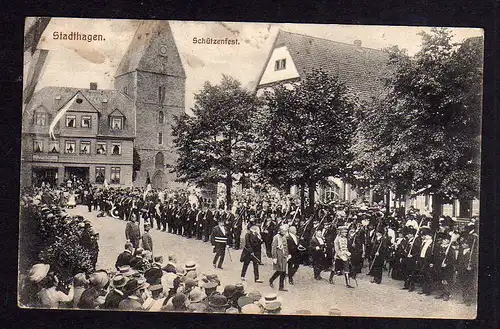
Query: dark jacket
101 289 125 309
286 234 300 261
115 250 134 269
240 232 262 262
211 225 228 251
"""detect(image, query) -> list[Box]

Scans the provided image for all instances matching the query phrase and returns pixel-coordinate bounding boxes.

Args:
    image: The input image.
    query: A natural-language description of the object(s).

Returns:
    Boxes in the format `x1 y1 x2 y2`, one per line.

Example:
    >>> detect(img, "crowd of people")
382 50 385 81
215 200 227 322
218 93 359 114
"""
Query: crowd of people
19 184 479 313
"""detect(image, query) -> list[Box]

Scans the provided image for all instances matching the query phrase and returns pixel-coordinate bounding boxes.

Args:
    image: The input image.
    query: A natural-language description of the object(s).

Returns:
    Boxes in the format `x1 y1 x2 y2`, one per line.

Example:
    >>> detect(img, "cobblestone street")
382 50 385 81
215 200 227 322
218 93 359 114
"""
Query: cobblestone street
68 206 476 319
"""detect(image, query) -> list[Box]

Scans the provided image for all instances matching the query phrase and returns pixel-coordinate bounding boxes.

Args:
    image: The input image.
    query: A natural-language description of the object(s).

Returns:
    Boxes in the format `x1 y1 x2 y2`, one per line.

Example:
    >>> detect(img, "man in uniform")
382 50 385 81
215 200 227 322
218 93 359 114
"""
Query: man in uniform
211 217 229 269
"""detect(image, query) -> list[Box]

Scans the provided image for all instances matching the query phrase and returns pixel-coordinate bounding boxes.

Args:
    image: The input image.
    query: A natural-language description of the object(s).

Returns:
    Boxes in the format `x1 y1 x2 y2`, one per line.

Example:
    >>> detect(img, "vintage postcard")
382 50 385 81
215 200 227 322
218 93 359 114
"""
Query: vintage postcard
20 17 482 318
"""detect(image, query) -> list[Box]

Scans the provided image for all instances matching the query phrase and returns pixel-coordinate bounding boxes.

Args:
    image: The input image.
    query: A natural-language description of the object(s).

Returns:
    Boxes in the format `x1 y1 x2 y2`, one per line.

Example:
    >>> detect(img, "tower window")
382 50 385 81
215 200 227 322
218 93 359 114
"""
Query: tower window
158 132 163 145
274 58 286 71
158 111 164 124
158 86 166 104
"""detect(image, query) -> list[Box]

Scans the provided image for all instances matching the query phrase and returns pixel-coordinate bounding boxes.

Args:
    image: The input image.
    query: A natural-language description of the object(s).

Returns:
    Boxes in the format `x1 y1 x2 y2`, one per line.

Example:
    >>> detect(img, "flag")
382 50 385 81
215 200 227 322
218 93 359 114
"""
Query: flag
48 93 79 140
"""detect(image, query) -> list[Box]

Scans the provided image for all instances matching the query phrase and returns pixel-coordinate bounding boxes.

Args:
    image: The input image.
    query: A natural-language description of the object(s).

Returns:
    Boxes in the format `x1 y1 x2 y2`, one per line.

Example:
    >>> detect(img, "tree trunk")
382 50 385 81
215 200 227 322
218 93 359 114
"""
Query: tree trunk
431 194 442 230
308 180 316 218
300 183 305 217
385 191 391 216
225 172 232 210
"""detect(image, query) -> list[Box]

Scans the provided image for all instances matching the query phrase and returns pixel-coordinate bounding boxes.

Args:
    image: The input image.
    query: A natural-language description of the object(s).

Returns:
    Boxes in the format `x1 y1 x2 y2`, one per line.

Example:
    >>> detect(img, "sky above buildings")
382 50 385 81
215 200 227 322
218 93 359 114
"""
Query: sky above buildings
27 18 483 113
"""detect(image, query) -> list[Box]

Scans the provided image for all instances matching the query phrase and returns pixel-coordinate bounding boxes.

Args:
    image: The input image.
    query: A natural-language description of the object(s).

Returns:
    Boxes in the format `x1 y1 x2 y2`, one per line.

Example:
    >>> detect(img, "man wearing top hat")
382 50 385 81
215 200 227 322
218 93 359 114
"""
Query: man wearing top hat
211 217 229 269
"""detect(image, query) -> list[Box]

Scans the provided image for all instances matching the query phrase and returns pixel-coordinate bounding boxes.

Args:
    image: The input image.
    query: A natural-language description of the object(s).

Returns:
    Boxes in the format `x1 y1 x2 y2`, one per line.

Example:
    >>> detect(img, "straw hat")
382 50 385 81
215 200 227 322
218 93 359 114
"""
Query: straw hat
89 271 109 289
259 293 282 310
27 264 50 283
183 260 198 272
241 303 262 314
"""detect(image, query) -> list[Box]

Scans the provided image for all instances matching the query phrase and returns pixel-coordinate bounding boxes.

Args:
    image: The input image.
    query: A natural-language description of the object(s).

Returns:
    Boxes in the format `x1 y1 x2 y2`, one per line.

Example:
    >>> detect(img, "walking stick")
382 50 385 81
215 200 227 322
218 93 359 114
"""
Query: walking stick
243 246 263 265
369 237 384 273
226 245 233 262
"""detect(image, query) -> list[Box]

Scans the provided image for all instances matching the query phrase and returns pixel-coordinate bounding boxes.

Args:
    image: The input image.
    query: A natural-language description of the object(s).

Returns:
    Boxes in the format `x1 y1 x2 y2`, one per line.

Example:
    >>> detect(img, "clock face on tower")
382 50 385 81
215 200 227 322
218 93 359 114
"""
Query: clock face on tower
159 45 168 57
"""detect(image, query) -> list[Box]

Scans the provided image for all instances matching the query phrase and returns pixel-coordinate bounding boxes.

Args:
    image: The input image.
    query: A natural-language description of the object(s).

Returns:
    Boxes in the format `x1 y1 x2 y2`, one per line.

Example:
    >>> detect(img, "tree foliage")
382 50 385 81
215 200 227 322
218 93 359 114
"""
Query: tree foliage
254 69 358 213
351 28 483 206
172 75 261 208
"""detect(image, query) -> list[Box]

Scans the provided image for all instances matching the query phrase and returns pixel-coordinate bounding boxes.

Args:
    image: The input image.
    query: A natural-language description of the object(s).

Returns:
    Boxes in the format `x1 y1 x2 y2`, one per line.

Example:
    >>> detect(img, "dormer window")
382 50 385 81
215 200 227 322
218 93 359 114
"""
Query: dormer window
111 117 123 130
274 59 286 71
35 112 47 126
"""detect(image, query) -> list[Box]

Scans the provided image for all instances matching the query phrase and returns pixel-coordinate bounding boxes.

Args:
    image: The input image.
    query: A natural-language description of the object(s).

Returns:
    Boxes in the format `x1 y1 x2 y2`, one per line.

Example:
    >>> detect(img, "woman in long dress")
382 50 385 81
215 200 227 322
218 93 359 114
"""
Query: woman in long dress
67 190 77 208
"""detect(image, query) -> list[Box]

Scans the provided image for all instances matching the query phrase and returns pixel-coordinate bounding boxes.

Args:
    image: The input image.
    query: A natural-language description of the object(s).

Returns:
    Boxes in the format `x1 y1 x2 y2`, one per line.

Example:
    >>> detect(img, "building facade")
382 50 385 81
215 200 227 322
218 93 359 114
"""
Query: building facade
21 85 135 187
255 30 389 205
114 21 186 189
254 30 479 218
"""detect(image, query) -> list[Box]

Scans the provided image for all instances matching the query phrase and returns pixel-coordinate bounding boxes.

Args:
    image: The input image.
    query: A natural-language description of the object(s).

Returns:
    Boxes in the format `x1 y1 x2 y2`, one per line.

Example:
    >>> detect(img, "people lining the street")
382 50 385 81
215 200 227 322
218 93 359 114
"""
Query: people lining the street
19 184 479 313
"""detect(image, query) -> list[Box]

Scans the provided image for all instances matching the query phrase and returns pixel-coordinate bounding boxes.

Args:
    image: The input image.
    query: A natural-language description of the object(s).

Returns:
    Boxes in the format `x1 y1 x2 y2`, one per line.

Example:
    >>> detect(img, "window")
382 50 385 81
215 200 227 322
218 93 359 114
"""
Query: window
158 132 163 145
80 141 90 154
96 142 107 155
65 141 76 154
66 115 76 128
158 86 166 104
81 116 92 128
158 111 164 124
95 167 105 184
33 140 43 153
274 58 286 71
49 141 59 153
155 152 165 169
35 113 47 126
110 167 121 184
111 143 121 155
111 117 123 130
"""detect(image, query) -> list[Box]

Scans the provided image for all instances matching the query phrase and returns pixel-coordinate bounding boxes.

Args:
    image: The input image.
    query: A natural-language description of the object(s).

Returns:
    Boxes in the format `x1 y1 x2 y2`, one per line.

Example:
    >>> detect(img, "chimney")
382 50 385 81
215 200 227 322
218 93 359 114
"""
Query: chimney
90 82 98 90
354 40 362 48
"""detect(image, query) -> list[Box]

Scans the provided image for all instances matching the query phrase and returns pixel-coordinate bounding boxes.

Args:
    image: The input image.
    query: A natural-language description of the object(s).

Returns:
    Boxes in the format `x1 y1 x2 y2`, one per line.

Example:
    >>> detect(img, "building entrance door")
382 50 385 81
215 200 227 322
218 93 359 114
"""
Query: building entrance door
32 167 58 187
64 167 89 184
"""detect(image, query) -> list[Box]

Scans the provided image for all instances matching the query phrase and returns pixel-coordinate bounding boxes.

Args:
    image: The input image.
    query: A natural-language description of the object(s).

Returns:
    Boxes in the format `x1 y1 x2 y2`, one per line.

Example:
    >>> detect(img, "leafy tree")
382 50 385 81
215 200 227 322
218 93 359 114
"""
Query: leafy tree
351 28 483 220
132 147 141 182
172 75 261 208
255 68 358 215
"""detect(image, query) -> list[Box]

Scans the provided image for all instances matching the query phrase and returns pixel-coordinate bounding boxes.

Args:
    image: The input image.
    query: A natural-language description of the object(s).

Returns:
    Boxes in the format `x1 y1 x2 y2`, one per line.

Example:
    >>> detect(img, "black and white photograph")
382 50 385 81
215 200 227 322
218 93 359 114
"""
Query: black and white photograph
19 17 483 318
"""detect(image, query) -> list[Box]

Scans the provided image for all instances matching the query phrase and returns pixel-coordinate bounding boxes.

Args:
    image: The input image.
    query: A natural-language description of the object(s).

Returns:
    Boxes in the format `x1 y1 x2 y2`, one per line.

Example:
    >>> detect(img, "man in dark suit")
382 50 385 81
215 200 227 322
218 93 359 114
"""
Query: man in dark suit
115 243 134 269
211 218 229 269
287 226 300 285
125 214 141 249
240 225 263 283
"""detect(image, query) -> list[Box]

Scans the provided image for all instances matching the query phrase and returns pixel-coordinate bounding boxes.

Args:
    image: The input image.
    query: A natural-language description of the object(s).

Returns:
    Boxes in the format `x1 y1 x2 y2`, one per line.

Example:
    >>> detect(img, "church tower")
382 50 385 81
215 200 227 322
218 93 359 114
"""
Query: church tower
115 21 186 188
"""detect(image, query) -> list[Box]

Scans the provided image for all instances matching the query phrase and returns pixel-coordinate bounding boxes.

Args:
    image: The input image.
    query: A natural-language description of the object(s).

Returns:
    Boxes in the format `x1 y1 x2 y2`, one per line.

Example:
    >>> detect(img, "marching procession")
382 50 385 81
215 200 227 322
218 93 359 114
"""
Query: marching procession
18 182 479 313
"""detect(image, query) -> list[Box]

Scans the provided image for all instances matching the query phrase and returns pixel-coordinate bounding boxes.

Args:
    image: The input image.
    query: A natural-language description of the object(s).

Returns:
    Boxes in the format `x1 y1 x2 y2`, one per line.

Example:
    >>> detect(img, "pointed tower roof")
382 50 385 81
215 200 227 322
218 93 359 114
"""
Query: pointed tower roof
116 20 185 78
257 30 390 101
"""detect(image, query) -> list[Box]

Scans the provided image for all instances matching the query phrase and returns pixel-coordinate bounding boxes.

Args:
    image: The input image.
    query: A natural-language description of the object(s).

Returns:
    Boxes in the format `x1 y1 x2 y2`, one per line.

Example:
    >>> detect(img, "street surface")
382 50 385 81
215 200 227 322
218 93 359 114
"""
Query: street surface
68 205 476 319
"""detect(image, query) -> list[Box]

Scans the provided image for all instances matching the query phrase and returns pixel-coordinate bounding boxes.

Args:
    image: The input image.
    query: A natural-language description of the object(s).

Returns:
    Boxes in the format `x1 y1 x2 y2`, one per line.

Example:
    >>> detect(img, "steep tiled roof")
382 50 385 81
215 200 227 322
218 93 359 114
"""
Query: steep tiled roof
23 86 135 138
261 30 390 101
115 20 185 78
